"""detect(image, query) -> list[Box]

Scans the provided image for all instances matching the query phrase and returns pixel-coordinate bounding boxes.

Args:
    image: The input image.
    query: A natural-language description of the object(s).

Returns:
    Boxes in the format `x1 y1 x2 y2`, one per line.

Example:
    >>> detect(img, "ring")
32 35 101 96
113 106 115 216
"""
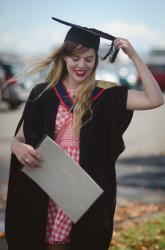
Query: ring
25 159 30 164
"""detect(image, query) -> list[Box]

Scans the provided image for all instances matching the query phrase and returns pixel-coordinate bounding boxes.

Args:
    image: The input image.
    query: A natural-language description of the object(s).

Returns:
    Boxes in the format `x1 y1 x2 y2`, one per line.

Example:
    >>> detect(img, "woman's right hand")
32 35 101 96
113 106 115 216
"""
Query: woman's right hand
10 122 43 170
11 141 43 170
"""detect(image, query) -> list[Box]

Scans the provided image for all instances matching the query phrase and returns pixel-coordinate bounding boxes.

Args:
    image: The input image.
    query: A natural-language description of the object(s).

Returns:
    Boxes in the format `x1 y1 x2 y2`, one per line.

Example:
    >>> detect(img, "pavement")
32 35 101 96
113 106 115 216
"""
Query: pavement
0 97 165 249
0 209 6 249
116 155 165 205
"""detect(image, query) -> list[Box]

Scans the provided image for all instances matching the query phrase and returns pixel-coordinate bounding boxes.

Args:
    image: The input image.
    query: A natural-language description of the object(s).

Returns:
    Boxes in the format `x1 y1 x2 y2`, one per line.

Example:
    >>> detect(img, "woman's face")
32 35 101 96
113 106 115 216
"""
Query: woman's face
64 48 96 84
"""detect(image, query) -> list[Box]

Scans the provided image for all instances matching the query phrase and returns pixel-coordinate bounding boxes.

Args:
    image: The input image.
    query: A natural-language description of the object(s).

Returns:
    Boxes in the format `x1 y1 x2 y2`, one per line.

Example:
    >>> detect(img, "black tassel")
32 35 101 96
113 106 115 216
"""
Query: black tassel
102 42 119 63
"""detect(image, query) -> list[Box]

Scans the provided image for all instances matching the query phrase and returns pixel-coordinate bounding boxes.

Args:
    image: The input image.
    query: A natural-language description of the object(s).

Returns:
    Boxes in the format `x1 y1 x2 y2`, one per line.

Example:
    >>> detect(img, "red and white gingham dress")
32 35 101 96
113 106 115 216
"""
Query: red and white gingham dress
45 89 79 244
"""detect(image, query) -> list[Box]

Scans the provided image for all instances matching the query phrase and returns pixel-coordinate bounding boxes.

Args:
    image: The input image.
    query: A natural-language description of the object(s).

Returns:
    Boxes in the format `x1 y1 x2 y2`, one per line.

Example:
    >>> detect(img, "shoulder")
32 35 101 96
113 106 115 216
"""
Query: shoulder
96 80 127 96
30 82 49 96
27 82 54 102
96 80 128 98
96 80 119 89
95 82 129 111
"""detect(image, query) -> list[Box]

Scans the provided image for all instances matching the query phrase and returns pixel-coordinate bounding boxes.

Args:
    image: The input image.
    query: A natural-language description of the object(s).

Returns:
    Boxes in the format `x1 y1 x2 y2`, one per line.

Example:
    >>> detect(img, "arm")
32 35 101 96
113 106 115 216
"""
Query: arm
11 123 43 169
114 38 164 110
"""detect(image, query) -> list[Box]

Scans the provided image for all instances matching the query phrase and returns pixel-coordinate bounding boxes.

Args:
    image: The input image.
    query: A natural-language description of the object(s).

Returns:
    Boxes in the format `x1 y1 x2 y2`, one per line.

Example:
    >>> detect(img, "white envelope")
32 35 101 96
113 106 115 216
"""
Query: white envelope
22 135 103 223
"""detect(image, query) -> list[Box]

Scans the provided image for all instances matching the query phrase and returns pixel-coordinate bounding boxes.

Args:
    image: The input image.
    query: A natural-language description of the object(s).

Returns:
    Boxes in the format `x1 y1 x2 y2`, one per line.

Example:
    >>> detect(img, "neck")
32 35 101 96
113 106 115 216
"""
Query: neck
62 76 82 90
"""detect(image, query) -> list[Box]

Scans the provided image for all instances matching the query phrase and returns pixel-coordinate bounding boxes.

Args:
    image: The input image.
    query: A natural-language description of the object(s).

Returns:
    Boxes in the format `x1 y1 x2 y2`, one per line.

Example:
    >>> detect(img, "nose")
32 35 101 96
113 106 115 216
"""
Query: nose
77 59 86 68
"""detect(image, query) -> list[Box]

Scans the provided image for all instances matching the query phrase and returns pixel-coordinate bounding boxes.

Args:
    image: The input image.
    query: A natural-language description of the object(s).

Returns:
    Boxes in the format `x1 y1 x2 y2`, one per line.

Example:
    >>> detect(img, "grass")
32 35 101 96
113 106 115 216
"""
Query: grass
110 215 165 250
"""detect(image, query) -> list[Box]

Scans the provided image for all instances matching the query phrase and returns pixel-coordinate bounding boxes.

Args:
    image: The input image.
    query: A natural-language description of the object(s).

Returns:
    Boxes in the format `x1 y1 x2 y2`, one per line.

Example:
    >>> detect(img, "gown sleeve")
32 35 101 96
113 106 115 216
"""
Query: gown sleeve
13 85 39 136
9 83 46 172
109 85 134 161
115 85 133 133
14 83 46 143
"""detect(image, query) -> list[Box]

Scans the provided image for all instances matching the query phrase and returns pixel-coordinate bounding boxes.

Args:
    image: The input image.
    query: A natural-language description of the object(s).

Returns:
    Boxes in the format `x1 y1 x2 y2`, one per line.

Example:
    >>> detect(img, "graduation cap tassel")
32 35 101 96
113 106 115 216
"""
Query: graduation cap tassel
102 43 114 61
102 43 119 63
110 47 120 63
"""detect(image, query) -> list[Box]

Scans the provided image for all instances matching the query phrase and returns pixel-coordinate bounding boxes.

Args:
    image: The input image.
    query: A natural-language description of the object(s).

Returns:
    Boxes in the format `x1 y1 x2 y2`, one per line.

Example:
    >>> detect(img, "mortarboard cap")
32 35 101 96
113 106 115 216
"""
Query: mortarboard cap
52 17 119 63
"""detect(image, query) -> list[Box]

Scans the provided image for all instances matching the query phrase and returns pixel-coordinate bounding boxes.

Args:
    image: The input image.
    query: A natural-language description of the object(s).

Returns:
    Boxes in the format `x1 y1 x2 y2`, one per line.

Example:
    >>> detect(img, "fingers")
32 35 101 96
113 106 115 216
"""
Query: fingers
113 38 130 49
113 37 136 58
23 148 43 170
24 155 41 169
15 142 44 170
30 149 43 162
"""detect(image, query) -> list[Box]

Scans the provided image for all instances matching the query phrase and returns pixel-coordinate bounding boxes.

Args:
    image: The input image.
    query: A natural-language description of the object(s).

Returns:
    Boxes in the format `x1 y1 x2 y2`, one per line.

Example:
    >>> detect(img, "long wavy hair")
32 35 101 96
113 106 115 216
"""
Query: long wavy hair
27 41 99 131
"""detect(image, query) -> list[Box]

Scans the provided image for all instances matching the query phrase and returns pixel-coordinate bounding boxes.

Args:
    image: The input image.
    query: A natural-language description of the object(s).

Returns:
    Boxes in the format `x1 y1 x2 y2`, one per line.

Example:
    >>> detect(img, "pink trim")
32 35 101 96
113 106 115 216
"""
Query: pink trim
53 84 106 111
53 85 70 111
92 89 105 101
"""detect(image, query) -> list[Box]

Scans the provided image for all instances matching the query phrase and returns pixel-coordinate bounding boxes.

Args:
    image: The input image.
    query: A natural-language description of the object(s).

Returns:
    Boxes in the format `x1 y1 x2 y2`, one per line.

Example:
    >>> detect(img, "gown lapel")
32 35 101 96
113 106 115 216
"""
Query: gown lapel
53 80 106 112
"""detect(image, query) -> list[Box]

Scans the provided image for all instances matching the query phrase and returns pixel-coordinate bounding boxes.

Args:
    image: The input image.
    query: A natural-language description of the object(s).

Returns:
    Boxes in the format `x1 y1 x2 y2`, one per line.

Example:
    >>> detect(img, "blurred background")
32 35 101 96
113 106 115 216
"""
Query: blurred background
0 0 165 248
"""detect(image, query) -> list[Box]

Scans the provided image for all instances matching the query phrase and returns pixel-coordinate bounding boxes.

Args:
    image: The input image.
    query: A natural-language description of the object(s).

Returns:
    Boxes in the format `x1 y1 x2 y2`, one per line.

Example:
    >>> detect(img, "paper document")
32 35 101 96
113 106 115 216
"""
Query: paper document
22 135 103 223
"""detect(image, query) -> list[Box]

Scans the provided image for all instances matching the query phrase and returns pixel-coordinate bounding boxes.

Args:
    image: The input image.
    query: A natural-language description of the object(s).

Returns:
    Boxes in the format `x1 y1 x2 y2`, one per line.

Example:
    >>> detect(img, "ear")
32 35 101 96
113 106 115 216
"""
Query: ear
63 56 67 63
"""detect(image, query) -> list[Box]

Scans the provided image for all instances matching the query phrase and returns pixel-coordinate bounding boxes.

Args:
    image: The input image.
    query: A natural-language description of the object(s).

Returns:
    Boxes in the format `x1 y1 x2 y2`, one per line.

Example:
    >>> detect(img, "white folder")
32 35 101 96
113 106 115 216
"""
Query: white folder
22 135 103 223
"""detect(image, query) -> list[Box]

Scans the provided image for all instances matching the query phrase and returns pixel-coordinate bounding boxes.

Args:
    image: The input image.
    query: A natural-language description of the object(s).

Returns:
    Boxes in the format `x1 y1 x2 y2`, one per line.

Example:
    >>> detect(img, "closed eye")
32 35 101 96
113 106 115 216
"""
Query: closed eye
71 56 79 61
71 56 94 62
85 58 93 62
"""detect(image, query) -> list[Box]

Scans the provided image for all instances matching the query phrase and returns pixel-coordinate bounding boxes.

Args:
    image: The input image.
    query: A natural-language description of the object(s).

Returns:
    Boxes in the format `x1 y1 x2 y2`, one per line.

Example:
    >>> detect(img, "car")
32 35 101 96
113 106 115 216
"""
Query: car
137 63 165 91
0 61 36 109
137 49 165 91
147 63 165 91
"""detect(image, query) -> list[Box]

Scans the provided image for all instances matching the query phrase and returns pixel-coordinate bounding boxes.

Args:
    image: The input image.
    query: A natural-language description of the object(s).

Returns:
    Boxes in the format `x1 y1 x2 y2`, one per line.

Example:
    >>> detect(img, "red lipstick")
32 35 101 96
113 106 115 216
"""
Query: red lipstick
75 70 87 77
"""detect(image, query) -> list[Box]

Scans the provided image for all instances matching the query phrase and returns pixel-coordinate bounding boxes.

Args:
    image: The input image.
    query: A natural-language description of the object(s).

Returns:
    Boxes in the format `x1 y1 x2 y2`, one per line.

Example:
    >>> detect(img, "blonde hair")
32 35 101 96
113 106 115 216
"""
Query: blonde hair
26 41 99 131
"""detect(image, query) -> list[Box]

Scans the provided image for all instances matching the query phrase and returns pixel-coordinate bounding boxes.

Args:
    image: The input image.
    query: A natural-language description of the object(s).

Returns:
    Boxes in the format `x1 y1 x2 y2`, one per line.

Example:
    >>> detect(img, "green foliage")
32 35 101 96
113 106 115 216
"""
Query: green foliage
110 215 165 250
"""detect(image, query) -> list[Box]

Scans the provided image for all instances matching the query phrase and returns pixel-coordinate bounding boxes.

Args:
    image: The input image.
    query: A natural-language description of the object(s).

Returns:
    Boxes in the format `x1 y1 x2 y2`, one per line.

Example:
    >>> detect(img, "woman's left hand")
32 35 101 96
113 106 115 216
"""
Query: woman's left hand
113 38 137 59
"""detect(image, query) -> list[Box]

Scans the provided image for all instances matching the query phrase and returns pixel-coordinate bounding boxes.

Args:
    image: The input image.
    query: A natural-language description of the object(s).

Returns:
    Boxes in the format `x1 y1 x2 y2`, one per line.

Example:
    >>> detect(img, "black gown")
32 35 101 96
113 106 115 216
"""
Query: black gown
5 81 133 250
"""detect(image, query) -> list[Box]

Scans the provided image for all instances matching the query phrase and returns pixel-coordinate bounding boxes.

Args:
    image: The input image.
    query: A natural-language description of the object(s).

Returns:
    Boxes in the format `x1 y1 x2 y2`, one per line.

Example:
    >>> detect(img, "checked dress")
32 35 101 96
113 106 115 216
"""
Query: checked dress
45 88 79 244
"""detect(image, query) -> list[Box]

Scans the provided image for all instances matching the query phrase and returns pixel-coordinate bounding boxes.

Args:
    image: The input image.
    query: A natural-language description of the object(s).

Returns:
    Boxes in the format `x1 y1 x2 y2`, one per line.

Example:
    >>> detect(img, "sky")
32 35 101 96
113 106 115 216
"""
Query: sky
0 0 165 56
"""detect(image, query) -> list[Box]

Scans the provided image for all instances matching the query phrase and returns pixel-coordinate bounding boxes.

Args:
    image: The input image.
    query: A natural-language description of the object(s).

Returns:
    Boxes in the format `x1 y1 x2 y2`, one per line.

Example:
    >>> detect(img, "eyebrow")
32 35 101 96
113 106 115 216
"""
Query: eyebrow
85 56 94 59
72 55 94 59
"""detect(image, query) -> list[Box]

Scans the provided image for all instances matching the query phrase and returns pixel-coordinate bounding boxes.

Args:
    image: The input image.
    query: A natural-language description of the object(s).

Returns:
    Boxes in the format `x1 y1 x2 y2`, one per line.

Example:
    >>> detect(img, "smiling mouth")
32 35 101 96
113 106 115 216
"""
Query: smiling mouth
74 70 87 77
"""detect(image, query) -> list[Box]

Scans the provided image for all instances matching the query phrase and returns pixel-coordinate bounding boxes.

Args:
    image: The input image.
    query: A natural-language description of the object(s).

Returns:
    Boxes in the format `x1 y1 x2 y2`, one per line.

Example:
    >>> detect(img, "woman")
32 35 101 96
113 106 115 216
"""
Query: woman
5 18 164 250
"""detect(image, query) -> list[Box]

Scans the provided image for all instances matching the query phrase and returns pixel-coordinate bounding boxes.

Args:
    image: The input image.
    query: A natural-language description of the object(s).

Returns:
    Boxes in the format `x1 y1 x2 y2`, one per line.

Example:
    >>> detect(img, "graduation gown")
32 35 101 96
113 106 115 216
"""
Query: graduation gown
5 81 133 250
